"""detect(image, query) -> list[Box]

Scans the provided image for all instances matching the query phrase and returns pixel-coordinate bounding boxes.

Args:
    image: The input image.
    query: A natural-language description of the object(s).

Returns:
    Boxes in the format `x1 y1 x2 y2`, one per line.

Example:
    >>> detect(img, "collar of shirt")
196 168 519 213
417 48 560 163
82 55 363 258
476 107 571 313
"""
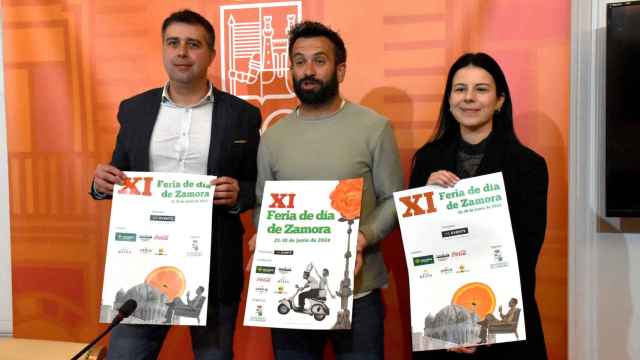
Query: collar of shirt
161 81 215 108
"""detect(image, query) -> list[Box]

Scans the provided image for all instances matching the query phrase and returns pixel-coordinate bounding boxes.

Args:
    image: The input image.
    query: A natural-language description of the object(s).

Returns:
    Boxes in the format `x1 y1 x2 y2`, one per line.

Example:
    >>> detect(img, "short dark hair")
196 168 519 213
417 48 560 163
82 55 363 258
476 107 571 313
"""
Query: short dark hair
162 9 215 51
288 21 346 65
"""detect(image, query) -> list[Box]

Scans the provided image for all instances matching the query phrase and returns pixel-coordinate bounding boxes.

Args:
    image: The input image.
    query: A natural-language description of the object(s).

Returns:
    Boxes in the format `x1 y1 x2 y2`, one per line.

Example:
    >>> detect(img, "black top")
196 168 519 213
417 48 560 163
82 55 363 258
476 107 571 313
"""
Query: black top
456 134 490 178
410 127 549 359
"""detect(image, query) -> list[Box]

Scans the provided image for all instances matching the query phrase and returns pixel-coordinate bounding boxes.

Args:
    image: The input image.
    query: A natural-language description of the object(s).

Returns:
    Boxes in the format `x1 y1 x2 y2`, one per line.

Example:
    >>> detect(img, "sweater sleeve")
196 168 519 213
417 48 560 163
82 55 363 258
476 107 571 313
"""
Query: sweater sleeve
358 123 404 246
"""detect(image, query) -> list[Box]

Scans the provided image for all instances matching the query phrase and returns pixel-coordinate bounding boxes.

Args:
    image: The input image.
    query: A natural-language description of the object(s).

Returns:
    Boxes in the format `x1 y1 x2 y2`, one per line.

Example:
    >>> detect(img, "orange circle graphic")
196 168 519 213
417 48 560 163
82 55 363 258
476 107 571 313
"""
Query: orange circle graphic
144 266 186 302
451 282 496 320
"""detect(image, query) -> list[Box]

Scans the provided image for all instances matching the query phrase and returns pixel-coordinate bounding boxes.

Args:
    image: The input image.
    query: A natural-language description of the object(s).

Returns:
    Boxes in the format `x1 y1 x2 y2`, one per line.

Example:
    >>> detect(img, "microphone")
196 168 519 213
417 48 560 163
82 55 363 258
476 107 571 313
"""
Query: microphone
71 300 137 360
113 299 137 324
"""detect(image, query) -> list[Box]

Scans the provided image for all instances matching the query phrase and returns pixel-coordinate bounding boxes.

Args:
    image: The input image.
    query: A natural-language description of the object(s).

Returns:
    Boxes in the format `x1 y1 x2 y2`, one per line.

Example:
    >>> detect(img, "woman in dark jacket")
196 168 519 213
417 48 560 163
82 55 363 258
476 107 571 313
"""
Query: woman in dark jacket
410 53 548 359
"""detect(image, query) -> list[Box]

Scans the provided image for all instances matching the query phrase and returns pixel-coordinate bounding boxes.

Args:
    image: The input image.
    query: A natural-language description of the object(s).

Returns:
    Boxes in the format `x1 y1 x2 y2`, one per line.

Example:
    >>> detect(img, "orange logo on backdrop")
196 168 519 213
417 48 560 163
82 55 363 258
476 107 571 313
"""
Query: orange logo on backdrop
219 1 303 132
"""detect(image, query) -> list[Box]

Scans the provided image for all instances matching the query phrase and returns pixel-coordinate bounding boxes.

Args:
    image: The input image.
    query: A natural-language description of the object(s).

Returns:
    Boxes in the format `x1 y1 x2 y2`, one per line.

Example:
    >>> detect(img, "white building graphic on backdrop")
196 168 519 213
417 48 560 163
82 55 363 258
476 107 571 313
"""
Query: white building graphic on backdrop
220 1 302 117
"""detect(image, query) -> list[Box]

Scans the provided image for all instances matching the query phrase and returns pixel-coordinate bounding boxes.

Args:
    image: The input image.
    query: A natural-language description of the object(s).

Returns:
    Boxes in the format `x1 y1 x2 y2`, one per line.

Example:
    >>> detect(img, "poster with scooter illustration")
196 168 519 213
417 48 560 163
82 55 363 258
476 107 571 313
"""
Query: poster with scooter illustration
244 179 362 330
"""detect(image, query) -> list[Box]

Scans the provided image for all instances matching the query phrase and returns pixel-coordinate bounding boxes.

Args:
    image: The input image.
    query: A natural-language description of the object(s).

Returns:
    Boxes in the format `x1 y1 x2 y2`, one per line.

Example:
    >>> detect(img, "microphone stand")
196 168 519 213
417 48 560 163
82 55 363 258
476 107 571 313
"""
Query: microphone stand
70 313 126 360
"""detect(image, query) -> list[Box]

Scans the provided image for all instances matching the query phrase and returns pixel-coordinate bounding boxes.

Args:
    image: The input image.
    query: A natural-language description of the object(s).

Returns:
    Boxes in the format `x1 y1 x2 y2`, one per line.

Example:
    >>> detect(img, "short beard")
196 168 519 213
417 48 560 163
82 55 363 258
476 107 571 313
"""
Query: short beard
293 71 339 106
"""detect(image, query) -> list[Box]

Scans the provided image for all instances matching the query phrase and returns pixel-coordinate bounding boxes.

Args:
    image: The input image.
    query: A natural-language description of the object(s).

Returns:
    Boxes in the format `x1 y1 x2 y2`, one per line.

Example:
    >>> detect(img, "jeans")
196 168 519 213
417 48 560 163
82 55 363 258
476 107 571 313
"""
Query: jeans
106 301 238 360
271 289 385 360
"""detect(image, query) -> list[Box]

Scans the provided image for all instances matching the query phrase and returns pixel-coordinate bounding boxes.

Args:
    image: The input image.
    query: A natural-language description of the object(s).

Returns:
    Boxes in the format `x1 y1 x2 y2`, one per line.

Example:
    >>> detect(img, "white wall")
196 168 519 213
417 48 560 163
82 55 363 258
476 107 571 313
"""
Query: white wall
0 9 14 337
570 1 640 359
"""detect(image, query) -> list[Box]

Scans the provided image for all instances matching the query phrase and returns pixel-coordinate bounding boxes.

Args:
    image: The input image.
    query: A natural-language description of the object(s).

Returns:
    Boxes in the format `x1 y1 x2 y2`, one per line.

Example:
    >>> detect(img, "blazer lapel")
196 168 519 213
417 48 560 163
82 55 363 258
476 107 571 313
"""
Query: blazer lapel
208 88 228 175
138 89 163 171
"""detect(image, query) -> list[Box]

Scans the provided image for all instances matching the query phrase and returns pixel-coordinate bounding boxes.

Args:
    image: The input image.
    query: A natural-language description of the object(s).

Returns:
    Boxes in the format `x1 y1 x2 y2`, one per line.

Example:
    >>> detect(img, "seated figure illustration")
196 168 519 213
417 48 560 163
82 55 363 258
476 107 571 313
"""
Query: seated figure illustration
477 297 521 343
164 286 206 325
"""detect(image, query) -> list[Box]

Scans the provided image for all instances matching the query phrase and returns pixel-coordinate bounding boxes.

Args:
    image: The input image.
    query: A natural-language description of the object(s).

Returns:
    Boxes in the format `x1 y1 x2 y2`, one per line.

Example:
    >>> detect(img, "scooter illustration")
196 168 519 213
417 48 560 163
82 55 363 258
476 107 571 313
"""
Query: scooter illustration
277 285 330 321
277 264 332 321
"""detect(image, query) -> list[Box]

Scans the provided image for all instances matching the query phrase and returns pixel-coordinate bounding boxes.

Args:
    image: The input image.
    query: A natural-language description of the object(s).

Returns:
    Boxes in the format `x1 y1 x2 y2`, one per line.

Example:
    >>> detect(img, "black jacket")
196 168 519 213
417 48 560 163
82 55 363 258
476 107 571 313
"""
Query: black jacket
409 127 548 359
92 87 261 303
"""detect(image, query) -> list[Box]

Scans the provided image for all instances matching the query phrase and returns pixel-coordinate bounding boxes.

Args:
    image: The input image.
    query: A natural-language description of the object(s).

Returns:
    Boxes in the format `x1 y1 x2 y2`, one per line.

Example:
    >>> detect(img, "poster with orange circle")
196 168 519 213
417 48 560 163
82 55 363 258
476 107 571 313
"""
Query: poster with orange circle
100 172 214 326
394 172 525 351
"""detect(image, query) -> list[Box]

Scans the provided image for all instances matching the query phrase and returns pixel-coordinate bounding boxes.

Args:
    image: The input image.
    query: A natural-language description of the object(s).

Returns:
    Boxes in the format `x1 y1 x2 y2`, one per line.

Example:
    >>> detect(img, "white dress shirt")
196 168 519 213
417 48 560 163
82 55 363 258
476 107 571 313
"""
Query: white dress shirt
149 82 214 174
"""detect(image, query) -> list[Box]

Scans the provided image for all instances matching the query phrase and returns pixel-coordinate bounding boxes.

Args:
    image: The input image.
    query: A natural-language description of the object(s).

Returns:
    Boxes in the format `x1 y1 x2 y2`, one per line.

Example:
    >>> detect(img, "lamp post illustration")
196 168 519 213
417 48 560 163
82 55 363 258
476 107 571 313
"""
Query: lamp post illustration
333 217 354 329
329 178 363 330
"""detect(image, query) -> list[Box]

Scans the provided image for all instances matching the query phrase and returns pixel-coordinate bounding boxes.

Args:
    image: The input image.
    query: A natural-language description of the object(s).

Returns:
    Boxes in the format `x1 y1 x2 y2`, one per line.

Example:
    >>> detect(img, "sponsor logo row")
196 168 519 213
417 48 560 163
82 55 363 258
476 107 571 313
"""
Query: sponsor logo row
418 264 470 279
116 246 205 257
117 247 168 256
115 232 171 242
254 265 297 275
413 250 467 266
413 247 510 278
251 262 297 298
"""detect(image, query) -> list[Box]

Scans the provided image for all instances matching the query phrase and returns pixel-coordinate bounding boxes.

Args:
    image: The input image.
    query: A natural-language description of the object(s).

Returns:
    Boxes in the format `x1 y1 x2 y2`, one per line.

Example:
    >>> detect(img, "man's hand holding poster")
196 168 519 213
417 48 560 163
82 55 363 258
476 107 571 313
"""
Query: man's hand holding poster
244 179 362 330
393 172 526 351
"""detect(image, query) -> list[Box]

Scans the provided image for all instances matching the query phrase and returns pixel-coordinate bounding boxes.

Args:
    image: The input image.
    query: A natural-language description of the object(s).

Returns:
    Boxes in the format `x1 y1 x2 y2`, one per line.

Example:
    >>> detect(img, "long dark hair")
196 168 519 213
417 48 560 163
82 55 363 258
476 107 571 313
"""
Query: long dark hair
426 52 517 144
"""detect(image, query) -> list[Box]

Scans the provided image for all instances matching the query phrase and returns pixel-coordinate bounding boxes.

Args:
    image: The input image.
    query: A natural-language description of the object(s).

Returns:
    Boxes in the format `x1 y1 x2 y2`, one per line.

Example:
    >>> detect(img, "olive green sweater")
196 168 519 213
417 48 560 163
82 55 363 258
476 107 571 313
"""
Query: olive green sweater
254 101 404 294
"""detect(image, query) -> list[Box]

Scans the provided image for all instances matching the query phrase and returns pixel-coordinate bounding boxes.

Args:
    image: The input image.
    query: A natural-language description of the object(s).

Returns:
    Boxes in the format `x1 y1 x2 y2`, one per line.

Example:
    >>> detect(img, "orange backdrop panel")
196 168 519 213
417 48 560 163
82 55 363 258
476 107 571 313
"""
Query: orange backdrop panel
3 0 568 359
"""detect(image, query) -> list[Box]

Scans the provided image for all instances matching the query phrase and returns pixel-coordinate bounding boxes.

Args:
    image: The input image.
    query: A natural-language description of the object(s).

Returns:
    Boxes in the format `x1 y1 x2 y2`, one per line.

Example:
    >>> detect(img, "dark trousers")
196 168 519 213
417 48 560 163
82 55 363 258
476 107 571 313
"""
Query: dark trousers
106 301 238 360
298 289 321 309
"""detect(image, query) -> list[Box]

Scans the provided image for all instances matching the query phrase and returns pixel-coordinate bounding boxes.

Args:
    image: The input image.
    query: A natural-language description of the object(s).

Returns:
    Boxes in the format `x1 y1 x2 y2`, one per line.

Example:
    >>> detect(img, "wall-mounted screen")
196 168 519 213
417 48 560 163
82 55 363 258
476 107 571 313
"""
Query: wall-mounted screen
606 1 640 217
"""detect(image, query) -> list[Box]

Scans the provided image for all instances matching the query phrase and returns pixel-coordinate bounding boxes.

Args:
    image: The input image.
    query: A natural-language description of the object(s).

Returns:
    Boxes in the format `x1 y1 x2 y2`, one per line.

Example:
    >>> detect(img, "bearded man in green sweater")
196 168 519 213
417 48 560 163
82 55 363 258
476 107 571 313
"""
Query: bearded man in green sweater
250 20 403 360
